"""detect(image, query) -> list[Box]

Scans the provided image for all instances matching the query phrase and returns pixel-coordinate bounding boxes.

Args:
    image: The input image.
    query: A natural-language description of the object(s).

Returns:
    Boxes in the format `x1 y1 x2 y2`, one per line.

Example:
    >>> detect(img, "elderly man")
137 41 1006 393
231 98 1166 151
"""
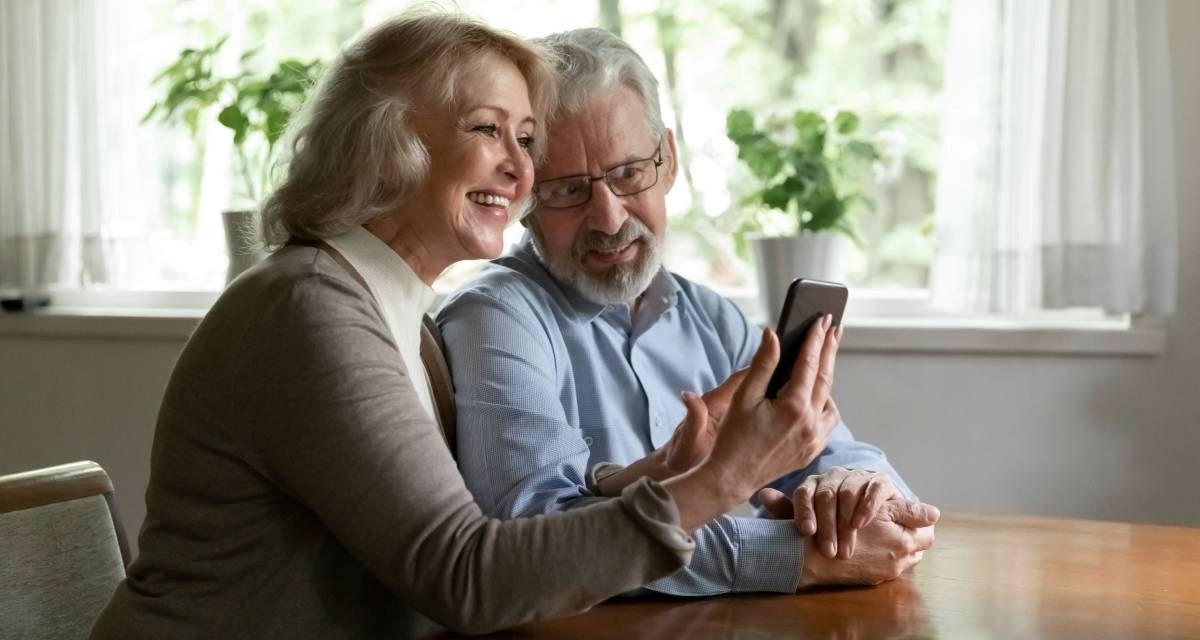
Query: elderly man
438 28 937 595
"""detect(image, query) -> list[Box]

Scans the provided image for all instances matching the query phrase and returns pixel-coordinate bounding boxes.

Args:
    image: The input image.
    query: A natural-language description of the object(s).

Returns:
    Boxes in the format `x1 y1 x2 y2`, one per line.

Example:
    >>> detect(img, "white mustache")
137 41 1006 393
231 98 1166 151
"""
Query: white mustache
574 219 652 256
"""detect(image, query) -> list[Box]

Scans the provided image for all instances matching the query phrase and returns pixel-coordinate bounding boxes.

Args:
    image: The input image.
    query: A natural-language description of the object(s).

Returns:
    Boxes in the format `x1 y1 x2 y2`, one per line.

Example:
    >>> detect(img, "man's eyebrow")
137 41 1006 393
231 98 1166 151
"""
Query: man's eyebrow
465 104 537 127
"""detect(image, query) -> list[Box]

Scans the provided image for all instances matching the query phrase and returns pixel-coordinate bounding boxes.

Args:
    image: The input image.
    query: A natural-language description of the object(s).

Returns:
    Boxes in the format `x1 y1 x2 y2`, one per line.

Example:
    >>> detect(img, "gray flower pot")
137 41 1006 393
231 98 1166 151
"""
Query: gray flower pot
750 233 850 323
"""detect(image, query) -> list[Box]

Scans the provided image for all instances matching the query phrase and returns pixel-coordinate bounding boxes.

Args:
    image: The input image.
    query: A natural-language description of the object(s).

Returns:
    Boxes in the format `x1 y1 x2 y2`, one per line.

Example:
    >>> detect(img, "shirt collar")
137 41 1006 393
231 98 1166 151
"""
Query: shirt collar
516 233 680 324
324 225 437 318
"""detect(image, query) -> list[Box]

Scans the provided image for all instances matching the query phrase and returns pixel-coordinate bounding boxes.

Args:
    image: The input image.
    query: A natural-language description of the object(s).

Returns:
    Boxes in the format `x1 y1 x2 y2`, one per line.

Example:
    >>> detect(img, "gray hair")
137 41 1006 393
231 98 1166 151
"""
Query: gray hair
535 28 664 138
261 11 558 247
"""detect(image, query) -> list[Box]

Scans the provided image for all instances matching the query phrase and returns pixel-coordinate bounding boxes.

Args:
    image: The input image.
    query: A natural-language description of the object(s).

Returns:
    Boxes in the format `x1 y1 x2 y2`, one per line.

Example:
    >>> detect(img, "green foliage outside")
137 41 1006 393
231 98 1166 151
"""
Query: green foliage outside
725 107 879 255
143 37 323 206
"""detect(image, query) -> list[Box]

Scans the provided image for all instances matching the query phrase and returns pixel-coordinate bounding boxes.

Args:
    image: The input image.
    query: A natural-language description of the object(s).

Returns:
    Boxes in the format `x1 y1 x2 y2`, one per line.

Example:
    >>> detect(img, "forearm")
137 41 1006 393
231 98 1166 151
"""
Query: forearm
594 448 673 497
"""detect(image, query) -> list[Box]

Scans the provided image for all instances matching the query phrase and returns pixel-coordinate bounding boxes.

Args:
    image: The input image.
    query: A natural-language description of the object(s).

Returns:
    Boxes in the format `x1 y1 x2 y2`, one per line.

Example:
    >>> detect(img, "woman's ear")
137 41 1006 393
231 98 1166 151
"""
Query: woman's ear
662 129 679 192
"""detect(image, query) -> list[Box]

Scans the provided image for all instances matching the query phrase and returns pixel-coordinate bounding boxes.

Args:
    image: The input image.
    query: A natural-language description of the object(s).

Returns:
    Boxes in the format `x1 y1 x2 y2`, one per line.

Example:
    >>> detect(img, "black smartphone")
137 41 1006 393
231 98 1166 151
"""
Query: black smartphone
765 278 848 399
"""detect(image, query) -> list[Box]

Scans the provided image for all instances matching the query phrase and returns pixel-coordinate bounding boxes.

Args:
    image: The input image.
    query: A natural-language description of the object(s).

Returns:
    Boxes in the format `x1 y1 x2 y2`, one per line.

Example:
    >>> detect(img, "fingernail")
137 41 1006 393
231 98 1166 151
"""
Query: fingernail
835 325 844 340
825 541 836 558
823 314 832 330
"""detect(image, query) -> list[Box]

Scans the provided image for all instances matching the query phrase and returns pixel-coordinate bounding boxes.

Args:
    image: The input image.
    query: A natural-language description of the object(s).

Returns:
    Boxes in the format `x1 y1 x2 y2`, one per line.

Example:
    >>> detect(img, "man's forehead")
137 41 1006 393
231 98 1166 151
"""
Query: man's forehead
539 88 656 176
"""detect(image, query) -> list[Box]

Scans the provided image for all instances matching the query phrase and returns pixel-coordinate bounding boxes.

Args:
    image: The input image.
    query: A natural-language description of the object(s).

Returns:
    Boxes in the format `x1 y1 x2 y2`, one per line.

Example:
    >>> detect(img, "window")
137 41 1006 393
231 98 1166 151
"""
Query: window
5 0 1174 325
2 0 947 298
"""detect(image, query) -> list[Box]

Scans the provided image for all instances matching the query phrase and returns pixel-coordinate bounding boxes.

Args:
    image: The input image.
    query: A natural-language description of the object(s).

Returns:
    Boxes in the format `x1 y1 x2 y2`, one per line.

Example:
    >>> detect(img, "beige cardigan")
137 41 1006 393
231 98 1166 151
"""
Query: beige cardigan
90 245 693 639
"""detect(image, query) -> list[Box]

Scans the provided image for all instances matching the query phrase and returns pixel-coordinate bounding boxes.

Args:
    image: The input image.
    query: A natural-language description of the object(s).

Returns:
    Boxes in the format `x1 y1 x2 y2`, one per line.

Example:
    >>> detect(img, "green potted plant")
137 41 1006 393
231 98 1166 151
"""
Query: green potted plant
143 37 322 283
725 107 878 320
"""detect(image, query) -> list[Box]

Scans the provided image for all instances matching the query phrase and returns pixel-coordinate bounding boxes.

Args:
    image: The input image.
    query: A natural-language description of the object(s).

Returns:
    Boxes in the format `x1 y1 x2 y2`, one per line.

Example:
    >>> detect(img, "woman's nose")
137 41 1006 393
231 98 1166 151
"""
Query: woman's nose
500 137 533 192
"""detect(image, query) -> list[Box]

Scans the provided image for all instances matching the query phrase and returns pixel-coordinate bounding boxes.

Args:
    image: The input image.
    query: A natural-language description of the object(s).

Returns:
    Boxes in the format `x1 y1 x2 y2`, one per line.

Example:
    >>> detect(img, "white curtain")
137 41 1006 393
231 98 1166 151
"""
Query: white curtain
929 0 1177 316
0 0 127 290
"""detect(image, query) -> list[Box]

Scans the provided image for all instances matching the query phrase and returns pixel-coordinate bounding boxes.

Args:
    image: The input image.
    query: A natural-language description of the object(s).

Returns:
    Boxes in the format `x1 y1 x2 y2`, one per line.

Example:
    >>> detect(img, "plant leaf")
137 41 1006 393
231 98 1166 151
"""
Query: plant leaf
833 110 860 135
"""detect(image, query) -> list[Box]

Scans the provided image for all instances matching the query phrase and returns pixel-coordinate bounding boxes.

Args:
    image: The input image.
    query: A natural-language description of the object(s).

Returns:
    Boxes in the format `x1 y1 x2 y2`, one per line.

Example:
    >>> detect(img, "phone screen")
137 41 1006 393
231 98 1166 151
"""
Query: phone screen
765 279 848 399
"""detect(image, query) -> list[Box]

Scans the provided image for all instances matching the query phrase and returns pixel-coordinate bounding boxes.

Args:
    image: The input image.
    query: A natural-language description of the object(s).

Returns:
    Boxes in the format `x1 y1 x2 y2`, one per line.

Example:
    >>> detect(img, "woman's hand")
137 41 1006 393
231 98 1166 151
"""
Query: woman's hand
661 370 749 476
662 317 845 532
709 317 844 492
594 370 747 497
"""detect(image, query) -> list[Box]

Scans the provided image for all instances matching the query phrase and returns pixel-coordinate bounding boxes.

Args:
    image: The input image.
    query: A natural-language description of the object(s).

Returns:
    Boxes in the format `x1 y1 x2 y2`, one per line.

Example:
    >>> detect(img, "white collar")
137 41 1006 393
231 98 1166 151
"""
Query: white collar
324 225 437 319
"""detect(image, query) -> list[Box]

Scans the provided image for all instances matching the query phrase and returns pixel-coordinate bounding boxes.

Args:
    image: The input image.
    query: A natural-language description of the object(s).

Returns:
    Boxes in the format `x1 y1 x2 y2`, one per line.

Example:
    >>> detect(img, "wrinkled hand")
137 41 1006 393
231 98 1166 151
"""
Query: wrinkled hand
758 462 903 560
707 316 843 493
661 370 749 475
797 499 939 588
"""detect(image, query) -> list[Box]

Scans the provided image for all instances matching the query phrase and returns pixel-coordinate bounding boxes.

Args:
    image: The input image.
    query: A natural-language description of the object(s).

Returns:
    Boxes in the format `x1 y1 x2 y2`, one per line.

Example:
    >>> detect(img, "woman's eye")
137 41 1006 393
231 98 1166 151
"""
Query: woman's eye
473 124 499 136
518 135 534 150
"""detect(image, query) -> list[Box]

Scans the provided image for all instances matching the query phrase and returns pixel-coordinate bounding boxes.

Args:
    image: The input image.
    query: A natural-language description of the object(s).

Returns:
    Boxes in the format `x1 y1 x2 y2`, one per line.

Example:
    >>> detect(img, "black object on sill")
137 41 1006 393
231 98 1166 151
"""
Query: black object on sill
1 295 51 312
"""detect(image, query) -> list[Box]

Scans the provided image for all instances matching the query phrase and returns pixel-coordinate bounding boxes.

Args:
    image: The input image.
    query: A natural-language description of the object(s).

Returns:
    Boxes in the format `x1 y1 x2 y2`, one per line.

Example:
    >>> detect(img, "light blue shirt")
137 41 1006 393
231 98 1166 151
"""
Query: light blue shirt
438 236 913 596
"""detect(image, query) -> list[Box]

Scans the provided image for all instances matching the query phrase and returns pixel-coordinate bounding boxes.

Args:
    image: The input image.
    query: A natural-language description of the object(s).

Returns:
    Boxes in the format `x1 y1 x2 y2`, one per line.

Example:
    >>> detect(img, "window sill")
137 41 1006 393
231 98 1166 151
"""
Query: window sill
0 302 1166 357
839 316 1165 356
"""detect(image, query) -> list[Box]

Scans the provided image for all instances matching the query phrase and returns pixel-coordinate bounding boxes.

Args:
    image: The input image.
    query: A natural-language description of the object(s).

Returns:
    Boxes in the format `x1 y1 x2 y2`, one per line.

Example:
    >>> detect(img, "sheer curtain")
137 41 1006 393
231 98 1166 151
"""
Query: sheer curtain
0 0 137 291
929 0 1177 316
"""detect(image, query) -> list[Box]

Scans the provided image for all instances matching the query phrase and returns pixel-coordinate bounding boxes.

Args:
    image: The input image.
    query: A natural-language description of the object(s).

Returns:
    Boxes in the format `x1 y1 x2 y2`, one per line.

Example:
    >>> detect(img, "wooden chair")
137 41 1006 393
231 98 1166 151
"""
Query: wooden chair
0 461 131 639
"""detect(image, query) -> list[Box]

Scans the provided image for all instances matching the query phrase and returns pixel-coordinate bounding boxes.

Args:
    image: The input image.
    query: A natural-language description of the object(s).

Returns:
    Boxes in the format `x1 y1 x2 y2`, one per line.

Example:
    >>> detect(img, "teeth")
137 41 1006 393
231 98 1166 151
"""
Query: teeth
468 192 510 208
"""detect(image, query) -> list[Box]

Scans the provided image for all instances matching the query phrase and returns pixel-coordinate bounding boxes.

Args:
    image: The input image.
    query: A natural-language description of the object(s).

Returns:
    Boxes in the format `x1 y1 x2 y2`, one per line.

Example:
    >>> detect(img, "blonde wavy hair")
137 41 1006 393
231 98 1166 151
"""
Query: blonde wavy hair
261 11 557 247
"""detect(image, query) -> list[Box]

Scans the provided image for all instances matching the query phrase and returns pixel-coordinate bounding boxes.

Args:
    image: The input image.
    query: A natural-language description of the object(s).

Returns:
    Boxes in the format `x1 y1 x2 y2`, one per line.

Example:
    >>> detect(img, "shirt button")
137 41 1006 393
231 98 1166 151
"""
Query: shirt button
584 436 594 446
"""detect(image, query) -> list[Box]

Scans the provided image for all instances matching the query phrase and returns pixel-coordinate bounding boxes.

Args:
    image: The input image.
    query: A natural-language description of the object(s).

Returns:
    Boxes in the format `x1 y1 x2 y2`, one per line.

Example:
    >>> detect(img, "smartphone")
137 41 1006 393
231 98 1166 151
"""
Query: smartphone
765 278 848 399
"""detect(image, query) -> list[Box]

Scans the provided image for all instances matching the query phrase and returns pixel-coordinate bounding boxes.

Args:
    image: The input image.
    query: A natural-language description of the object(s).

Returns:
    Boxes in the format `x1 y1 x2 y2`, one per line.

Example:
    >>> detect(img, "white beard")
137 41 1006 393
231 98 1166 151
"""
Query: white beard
531 218 662 306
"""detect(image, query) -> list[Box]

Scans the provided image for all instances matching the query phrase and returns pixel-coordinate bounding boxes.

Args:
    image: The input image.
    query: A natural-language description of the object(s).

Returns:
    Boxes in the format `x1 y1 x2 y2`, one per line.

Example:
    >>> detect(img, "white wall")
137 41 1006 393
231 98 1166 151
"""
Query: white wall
3 2 1198 554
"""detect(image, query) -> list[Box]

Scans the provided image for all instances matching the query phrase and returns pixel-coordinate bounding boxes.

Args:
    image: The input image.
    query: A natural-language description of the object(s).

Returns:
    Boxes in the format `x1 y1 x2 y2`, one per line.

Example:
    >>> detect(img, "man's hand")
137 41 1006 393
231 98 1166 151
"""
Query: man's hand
797 500 939 588
758 462 903 559
661 369 749 475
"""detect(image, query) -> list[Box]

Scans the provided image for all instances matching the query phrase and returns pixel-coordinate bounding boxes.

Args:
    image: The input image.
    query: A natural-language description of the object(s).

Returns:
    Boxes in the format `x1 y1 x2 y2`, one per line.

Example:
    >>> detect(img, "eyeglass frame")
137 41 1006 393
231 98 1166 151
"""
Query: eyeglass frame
532 139 665 209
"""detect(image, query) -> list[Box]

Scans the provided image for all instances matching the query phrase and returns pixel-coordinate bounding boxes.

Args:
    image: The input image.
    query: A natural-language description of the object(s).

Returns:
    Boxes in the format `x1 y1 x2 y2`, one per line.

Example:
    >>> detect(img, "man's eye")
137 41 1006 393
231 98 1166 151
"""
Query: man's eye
547 181 581 197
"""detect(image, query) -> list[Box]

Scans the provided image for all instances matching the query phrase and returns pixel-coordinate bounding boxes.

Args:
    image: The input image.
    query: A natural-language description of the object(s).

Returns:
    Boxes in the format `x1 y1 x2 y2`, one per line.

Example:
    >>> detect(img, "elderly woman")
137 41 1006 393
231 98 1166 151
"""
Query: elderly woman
90 12 843 639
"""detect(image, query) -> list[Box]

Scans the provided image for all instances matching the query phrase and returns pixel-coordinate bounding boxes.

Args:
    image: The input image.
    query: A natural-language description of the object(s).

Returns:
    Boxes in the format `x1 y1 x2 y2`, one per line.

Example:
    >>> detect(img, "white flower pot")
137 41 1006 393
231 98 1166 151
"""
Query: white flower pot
750 233 850 322
222 209 267 285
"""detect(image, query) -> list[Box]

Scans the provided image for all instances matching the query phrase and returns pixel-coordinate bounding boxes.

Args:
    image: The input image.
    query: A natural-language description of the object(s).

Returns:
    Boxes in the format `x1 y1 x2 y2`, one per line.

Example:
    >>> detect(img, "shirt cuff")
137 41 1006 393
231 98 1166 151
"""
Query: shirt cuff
619 477 695 565
732 517 805 593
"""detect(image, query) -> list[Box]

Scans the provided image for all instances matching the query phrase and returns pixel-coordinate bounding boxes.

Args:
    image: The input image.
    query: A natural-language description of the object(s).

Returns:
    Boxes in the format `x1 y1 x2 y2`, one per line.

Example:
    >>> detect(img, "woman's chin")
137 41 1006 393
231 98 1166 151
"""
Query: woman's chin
460 235 506 263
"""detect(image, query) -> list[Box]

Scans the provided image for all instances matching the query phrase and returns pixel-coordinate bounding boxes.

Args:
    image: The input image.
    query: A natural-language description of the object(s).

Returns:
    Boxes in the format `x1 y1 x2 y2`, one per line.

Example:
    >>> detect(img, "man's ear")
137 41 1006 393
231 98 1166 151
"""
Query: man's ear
662 128 679 192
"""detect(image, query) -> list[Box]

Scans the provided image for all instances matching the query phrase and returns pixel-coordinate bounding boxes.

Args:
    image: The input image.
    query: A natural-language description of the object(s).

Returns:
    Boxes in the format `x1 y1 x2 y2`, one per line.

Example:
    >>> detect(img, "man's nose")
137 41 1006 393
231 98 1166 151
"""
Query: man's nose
584 181 629 235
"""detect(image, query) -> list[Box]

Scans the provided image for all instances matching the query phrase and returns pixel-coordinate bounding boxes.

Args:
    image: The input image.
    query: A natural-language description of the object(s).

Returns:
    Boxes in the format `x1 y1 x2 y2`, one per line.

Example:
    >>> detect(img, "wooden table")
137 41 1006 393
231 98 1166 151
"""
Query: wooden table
447 512 1200 639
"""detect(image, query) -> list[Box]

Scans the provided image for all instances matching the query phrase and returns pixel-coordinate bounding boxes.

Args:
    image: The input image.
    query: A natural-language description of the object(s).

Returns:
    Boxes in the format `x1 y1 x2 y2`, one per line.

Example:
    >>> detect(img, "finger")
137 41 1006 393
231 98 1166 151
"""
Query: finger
736 328 780 405
811 317 842 409
778 314 831 402
843 527 858 561
912 525 936 552
680 391 709 439
704 369 749 412
792 478 819 536
836 479 864 559
813 479 839 558
756 487 795 521
888 501 942 529
852 475 891 529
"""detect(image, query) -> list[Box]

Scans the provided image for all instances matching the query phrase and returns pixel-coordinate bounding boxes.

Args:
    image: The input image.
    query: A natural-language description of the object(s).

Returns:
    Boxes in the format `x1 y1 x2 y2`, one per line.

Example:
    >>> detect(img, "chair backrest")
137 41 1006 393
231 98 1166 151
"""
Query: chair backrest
421 314 457 455
0 461 130 640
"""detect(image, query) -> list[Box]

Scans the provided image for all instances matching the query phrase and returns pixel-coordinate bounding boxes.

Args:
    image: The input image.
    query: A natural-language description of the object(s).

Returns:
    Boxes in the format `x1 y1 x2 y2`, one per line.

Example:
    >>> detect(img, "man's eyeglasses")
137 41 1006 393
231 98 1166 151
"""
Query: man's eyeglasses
533 142 664 209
